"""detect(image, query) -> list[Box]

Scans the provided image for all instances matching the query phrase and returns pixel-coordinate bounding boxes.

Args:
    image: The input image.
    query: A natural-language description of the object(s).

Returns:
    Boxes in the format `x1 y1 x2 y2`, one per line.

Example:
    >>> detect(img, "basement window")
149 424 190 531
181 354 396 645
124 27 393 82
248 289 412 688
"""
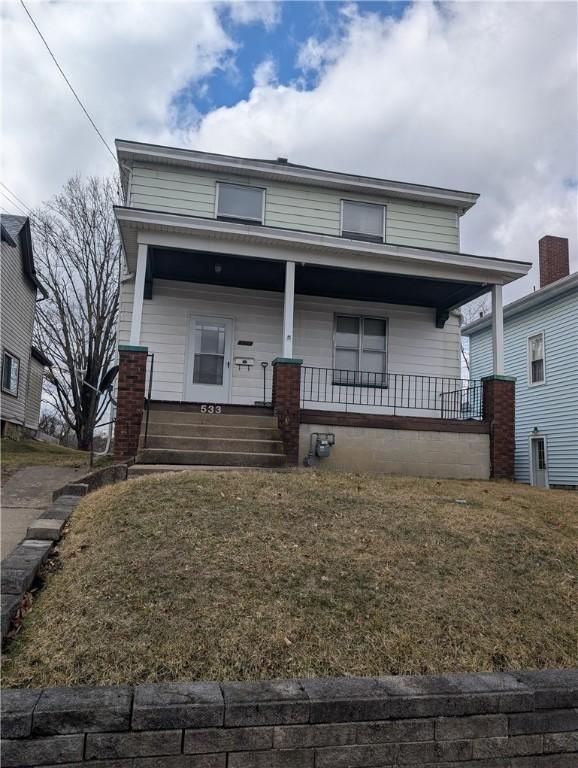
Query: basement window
216 182 265 224
341 200 386 243
1 351 20 397
528 332 545 385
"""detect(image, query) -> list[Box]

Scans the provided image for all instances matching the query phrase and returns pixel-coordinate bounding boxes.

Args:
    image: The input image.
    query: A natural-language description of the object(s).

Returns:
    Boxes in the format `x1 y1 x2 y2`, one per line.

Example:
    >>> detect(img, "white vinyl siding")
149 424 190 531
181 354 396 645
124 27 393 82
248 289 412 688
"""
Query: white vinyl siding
118 278 461 407
129 164 460 251
0 237 36 426
468 288 578 487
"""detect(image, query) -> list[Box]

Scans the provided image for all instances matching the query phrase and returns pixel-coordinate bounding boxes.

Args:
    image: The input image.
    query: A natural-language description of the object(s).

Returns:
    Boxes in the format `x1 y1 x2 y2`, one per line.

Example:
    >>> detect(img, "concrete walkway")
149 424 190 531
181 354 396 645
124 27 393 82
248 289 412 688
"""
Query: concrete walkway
1 465 87 559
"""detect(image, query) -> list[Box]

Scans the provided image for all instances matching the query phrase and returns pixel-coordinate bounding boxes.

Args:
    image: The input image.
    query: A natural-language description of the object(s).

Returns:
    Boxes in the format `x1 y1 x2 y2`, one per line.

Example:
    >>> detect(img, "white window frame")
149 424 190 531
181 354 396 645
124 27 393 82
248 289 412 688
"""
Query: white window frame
529 433 549 489
1 349 20 397
215 181 266 224
333 314 388 387
527 331 546 386
340 199 386 243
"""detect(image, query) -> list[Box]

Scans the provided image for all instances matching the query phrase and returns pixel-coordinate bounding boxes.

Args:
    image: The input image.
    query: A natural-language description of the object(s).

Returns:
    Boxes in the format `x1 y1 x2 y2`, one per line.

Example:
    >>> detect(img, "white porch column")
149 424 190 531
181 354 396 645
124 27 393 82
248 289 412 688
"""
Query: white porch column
491 284 504 375
282 261 295 358
129 243 148 346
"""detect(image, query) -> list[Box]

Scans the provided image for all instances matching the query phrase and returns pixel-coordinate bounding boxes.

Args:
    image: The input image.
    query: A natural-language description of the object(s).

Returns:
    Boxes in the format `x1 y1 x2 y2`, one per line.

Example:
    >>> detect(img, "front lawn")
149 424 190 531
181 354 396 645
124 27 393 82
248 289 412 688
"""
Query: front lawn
3 471 577 687
1 438 87 479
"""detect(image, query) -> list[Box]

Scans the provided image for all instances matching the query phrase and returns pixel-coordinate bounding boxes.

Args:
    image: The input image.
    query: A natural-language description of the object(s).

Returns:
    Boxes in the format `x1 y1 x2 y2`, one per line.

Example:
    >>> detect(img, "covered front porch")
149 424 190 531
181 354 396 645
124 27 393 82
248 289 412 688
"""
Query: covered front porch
114 207 529 476
116 207 523 419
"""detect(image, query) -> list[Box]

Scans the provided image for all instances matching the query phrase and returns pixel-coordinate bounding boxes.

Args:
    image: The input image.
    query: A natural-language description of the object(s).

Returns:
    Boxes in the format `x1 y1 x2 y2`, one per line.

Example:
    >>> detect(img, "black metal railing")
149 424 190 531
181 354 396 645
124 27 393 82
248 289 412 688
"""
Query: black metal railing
300 367 483 420
143 353 155 448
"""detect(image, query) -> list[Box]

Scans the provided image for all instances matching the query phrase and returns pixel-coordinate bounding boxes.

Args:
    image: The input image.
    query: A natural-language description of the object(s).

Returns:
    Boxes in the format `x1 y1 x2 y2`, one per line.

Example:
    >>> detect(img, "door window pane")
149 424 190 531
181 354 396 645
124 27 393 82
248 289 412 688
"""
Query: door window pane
217 183 264 222
197 325 225 355
342 201 385 240
193 354 224 385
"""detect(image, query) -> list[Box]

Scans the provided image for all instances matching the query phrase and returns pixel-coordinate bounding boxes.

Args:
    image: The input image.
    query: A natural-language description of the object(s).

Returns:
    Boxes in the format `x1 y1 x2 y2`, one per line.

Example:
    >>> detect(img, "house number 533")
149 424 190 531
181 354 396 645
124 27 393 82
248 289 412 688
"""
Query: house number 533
200 404 222 414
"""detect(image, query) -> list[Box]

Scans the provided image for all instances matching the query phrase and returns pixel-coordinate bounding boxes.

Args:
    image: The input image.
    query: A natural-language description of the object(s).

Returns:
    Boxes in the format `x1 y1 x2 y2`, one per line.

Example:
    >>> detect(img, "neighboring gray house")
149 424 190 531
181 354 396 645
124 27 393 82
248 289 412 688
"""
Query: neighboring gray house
463 236 578 489
0 214 51 437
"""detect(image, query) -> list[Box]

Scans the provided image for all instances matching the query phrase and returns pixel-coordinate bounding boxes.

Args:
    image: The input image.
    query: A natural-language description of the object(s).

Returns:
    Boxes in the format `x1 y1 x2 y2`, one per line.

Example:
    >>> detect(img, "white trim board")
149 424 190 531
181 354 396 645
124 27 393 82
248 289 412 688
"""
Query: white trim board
115 206 531 286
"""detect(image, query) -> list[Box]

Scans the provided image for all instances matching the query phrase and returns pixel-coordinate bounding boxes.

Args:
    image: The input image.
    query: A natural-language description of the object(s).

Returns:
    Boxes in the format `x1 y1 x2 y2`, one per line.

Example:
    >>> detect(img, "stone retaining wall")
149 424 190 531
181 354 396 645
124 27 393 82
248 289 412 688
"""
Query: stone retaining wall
1 670 576 767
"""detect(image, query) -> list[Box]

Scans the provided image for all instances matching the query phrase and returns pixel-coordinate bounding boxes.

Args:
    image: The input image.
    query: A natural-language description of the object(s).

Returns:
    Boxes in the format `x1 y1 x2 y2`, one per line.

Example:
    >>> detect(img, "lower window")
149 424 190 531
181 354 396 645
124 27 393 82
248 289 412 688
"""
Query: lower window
2 351 20 396
334 315 387 386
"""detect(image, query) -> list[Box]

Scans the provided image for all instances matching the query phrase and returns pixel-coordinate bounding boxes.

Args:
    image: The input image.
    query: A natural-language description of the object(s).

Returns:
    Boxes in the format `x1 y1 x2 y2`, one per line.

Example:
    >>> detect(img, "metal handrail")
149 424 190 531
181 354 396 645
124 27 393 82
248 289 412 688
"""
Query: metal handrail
143 353 155 448
300 366 483 420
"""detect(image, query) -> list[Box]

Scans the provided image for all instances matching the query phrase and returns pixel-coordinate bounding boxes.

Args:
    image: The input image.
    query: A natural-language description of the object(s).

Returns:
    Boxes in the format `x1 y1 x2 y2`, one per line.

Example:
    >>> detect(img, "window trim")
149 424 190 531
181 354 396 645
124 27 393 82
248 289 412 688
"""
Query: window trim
527 331 546 387
340 199 386 243
333 313 388 387
215 181 266 225
1 349 20 398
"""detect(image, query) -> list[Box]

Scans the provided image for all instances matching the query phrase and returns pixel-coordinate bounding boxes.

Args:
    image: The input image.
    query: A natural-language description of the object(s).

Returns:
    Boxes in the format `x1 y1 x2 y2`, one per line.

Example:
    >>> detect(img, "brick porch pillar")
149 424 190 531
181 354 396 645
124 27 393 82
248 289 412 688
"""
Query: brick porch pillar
482 375 516 480
272 358 302 466
114 345 148 461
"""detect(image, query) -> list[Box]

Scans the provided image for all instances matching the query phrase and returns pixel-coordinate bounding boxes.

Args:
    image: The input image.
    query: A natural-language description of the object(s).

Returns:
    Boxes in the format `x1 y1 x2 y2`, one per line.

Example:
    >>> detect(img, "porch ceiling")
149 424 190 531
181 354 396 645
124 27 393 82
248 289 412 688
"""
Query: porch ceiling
147 246 489 316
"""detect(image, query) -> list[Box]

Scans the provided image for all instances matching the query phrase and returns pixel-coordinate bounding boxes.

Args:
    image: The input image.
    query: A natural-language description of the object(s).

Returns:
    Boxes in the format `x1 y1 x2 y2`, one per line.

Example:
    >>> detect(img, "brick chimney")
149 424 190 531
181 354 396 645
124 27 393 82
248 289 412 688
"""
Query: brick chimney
539 235 569 288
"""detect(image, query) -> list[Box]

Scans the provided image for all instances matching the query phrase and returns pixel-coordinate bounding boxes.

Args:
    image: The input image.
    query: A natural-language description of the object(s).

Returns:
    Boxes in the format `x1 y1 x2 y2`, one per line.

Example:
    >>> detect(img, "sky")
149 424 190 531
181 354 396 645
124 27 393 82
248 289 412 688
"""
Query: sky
1 0 577 303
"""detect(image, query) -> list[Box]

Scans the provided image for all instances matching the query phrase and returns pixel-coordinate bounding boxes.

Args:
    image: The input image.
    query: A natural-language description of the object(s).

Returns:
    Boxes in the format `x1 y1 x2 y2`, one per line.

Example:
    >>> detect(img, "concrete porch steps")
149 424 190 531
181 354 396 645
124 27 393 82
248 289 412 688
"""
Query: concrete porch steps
145 410 277 428
136 448 286 468
137 404 286 469
143 422 281 440
128 464 290 478
140 435 284 454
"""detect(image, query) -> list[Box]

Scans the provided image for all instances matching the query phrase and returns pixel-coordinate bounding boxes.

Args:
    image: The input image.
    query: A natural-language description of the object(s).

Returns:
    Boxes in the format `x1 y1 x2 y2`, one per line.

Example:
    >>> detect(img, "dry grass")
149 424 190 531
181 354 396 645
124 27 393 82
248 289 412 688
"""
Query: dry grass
3 471 577 688
1 438 87 473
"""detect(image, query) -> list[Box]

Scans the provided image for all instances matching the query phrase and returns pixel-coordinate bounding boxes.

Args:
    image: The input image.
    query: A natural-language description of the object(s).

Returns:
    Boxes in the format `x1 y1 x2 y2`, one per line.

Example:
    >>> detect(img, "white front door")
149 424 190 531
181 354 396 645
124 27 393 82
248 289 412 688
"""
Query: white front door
531 436 548 488
185 316 233 403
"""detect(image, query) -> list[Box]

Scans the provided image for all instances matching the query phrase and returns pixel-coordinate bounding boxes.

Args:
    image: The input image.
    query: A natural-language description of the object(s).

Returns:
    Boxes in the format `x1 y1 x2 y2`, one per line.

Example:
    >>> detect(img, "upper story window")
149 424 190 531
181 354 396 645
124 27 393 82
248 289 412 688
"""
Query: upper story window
341 200 386 243
528 332 545 385
2 350 20 397
216 182 264 224
334 315 387 386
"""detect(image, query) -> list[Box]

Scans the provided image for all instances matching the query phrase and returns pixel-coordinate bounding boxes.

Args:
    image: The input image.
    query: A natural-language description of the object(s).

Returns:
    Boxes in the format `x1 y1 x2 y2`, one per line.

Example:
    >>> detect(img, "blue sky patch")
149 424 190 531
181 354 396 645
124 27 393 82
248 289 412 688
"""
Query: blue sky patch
170 1 410 127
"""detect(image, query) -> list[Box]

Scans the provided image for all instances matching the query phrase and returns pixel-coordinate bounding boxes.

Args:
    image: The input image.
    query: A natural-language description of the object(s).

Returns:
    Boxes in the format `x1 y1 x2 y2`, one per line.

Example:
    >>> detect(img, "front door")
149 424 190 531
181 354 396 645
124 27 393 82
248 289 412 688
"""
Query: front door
531 436 548 488
185 316 233 403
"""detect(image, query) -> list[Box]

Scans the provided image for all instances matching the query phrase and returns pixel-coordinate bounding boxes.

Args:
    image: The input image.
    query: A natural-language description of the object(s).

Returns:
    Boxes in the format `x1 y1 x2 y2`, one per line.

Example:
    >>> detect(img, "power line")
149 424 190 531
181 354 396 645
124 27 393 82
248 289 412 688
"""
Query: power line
0 182 32 215
20 0 117 164
0 190 30 218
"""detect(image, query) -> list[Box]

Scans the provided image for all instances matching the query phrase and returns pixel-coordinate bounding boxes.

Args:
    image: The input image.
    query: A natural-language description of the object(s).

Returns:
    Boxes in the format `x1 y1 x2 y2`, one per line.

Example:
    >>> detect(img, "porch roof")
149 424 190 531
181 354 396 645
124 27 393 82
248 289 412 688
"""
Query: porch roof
115 206 531 295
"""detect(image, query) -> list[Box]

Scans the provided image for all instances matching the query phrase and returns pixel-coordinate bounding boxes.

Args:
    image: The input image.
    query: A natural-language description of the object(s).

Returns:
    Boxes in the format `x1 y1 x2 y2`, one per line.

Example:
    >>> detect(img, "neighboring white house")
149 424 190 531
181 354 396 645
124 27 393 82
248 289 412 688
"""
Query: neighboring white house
463 236 578 490
0 215 51 437
114 141 531 476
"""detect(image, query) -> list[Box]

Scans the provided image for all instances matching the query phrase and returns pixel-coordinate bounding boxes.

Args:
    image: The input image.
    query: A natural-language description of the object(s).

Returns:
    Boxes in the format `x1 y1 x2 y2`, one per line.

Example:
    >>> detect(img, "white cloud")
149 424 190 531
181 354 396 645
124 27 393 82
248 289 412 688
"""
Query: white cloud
1 1 576 304
0 0 275 208
186 1 577 301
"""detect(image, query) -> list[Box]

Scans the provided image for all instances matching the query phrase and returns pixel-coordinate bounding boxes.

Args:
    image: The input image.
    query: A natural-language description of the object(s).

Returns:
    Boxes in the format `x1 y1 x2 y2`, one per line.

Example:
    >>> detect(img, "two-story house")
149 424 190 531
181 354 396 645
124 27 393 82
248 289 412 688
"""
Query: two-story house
114 141 530 478
463 236 577 489
1 215 52 437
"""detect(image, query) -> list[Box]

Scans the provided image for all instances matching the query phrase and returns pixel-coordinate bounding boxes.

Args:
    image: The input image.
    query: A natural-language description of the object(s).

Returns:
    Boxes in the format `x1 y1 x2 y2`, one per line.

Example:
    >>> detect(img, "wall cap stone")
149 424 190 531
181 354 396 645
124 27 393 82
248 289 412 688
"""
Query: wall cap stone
272 358 303 365
118 345 149 353
2 670 576 738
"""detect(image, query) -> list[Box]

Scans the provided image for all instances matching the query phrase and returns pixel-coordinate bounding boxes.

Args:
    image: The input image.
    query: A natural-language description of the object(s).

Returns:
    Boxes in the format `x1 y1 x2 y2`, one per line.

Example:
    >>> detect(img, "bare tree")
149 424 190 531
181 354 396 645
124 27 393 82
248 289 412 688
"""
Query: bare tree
460 294 491 374
33 176 120 450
